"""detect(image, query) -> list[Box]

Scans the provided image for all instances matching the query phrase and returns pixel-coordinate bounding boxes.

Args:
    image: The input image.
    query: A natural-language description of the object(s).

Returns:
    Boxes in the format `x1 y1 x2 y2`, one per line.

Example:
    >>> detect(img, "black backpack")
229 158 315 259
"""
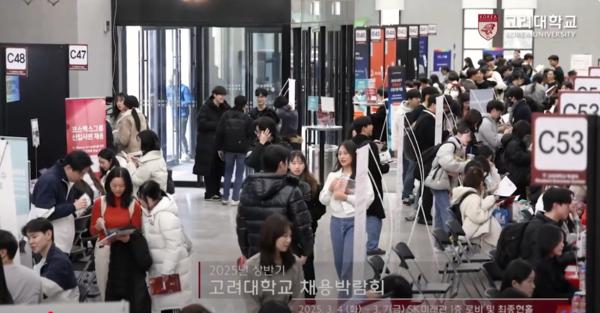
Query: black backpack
414 141 456 181
449 190 477 226
494 221 530 270
223 116 249 152
495 141 508 174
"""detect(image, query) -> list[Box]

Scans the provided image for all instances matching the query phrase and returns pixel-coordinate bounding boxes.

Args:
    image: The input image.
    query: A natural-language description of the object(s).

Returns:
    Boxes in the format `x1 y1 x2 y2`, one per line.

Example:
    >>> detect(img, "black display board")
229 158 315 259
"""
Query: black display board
0 44 69 178
406 25 420 81
396 26 409 79
587 116 599 312
114 0 290 27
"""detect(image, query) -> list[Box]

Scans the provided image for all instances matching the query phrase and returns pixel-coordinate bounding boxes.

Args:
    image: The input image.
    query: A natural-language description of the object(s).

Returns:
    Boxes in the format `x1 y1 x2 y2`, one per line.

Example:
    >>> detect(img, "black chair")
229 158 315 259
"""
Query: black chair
392 242 451 297
432 229 484 298
367 255 389 281
445 219 491 263
482 261 504 289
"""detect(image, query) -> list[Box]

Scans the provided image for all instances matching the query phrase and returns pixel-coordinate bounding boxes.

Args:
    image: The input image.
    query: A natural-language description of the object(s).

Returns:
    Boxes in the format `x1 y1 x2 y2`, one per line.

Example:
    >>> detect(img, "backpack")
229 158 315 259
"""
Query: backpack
414 141 456 181
223 116 249 152
449 190 477 226
495 140 508 174
494 221 530 270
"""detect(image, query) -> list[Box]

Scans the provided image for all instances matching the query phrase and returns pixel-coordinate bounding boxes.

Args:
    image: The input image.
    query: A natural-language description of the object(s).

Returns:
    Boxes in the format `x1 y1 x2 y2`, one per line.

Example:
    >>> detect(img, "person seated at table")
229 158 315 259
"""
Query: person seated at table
530 224 578 299
498 259 535 298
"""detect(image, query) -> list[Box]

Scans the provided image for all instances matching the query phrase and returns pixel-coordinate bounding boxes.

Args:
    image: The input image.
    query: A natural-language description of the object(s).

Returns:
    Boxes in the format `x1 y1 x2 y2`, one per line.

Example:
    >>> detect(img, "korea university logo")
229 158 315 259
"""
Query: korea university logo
478 14 498 40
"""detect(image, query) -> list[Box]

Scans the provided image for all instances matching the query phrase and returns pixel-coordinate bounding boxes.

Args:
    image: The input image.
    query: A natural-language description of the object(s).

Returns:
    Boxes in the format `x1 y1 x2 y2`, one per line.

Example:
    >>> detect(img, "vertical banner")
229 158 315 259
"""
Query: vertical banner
407 25 420 81
418 25 429 78
433 49 452 72
396 26 409 69
65 98 107 170
387 66 406 150
352 144 370 283
0 140 19 263
288 78 296 110
370 27 384 90
355 28 369 80
435 95 444 145
384 27 397 84
355 28 370 117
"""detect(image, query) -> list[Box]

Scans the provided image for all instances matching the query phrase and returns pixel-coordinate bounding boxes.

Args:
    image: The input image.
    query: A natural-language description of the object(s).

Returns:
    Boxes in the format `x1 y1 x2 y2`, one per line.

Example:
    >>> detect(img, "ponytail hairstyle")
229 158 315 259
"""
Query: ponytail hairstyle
124 95 142 132
530 73 544 94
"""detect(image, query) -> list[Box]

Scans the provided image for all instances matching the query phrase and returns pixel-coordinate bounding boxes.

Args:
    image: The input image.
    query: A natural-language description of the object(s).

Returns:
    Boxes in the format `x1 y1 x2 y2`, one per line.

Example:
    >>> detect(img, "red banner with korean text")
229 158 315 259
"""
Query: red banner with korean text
65 98 106 170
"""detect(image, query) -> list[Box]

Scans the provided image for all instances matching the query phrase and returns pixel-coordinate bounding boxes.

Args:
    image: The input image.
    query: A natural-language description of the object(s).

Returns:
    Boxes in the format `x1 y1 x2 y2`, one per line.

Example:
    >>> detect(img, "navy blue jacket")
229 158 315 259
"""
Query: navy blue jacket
40 244 77 291
31 163 75 220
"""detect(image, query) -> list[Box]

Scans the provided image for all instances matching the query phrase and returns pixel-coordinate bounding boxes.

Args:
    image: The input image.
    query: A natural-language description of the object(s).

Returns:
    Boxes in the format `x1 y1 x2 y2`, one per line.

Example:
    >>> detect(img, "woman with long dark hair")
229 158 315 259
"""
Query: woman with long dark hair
98 148 123 185
319 141 374 295
288 150 325 298
243 214 303 313
113 95 148 155
530 224 578 298
128 130 168 194
89 167 142 301
138 180 192 312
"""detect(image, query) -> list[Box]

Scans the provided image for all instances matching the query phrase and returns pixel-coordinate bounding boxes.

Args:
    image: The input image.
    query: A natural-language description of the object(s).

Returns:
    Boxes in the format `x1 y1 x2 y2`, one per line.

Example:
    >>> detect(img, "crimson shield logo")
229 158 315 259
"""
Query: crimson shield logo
478 14 498 40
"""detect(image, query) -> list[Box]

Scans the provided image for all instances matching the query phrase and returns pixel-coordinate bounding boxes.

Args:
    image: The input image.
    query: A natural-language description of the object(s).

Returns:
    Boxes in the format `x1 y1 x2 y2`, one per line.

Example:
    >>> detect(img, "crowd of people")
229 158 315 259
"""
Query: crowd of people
0 50 589 312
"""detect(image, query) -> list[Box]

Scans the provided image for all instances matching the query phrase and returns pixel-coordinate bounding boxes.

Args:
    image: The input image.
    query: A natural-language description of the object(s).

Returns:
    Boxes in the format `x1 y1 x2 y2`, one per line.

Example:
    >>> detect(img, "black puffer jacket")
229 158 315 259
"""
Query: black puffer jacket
193 97 230 175
237 174 314 258
215 109 254 153
503 134 530 191
106 231 152 313
352 134 389 219
245 139 292 172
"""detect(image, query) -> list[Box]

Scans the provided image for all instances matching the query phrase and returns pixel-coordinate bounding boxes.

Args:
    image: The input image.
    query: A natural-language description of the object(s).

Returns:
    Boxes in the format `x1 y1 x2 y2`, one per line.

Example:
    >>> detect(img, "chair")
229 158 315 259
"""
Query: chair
70 214 99 301
392 242 451 297
367 255 388 281
432 229 484 298
445 219 492 263
482 261 503 290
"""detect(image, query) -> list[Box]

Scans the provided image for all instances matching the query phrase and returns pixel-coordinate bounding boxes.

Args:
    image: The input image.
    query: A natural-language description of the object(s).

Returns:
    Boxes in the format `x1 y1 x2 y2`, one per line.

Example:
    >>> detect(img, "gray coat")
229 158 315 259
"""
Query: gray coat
425 137 469 191
476 115 503 150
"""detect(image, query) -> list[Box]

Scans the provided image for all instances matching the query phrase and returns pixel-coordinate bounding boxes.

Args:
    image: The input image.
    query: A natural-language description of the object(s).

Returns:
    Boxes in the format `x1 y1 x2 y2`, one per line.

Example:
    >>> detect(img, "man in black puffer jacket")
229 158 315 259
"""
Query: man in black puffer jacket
237 144 313 260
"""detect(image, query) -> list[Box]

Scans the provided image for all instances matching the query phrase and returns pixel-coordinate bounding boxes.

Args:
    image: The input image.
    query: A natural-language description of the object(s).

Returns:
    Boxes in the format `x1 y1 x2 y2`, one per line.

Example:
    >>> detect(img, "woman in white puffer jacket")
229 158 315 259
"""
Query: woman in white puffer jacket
137 180 192 313
452 167 502 250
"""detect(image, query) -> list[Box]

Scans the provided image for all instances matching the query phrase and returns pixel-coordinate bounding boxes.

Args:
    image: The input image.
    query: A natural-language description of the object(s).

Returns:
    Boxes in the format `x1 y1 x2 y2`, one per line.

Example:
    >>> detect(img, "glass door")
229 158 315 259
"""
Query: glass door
246 29 282 108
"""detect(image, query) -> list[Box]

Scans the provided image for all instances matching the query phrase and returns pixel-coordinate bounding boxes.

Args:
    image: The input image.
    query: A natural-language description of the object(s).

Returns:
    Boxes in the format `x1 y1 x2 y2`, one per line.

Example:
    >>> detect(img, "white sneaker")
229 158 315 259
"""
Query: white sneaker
229 200 240 206
221 200 230 205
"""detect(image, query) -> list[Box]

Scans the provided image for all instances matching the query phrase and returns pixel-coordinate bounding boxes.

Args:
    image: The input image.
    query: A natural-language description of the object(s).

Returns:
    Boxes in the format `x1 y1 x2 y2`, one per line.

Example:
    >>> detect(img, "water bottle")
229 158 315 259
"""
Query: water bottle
577 230 586 260
578 262 586 293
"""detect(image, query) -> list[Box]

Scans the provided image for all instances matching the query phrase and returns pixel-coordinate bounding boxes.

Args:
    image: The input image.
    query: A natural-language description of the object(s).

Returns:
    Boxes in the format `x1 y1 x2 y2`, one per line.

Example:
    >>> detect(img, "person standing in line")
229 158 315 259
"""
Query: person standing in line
236 144 313 261
319 140 374 295
215 95 254 206
248 88 280 124
167 76 194 161
29 150 93 254
193 86 230 201
395 89 421 206
113 95 149 155
424 123 472 234
0 230 41 304
138 180 193 313
477 100 509 151
351 117 389 256
547 55 565 85
89 167 142 301
128 130 169 195
288 150 326 298
273 96 301 150
22 218 79 303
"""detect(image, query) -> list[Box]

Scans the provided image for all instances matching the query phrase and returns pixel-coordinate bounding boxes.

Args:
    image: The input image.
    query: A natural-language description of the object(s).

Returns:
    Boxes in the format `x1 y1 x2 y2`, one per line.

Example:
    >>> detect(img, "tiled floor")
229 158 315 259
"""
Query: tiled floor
176 172 483 312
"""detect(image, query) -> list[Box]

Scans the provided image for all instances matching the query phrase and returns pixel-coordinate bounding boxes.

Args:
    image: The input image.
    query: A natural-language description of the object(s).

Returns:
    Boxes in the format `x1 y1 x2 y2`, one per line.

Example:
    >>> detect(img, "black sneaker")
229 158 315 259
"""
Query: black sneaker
417 218 433 225
367 248 386 256
205 195 221 202
402 198 411 205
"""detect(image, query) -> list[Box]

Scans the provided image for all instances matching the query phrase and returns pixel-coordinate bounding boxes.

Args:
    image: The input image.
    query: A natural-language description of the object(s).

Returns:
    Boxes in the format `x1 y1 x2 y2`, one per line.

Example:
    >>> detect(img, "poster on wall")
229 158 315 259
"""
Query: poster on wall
433 49 452 71
354 28 369 80
5 75 20 103
370 28 384 90
483 48 504 59
65 98 107 170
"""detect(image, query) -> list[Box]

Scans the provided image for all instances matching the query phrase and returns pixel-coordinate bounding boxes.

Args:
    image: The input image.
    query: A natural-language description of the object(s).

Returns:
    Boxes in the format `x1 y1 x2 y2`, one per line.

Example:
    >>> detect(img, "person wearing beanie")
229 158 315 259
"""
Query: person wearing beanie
274 96 300 150
194 86 231 201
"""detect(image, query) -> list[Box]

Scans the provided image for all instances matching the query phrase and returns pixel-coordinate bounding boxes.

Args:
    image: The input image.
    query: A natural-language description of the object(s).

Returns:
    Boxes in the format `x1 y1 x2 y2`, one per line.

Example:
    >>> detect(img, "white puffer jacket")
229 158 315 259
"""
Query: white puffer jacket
142 197 192 312
129 150 168 195
452 186 502 247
